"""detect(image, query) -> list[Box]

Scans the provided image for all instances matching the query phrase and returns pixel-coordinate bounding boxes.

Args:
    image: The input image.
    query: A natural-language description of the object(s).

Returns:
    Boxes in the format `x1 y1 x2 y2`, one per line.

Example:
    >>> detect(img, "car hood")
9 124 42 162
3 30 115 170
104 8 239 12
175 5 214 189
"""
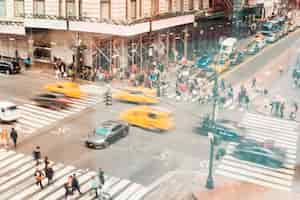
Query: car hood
86 135 106 143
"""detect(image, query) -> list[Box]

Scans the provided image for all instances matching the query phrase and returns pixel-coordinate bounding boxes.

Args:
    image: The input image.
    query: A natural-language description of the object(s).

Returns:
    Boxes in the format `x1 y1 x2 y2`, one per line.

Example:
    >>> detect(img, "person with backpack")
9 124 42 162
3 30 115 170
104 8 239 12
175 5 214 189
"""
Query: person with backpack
33 146 41 166
10 128 18 148
34 167 45 189
45 167 54 185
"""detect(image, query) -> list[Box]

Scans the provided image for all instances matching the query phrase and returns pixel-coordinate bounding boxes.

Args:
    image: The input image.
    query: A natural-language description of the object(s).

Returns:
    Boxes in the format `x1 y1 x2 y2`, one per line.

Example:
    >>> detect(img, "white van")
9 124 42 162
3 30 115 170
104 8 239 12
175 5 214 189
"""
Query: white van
0 101 19 122
219 37 237 59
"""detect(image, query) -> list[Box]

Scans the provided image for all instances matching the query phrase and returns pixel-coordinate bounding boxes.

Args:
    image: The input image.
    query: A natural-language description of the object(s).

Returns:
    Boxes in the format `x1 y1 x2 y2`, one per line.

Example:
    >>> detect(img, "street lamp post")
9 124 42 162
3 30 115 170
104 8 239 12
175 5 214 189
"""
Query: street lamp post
206 132 215 189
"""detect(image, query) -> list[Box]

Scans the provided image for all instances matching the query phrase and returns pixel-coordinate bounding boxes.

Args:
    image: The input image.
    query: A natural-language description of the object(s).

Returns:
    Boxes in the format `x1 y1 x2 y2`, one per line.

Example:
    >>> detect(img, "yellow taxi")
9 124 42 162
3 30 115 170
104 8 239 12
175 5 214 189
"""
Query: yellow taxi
124 86 157 97
113 89 158 104
213 58 230 73
44 81 84 98
120 106 174 132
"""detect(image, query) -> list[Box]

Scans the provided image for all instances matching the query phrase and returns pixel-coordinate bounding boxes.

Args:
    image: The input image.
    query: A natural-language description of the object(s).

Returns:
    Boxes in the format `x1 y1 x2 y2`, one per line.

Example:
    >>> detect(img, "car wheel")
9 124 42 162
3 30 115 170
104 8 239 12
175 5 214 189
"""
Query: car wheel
122 128 129 137
103 142 109 148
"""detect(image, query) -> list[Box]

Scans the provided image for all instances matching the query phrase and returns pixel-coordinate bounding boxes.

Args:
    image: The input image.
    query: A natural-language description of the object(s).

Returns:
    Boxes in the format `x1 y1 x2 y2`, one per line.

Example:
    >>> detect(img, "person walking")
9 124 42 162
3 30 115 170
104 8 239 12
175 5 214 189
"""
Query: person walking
280 102 285 118
10 128 18 148
90 176 99 198
33 146 41 166
1 127 9 148
45 166 54 185
44 156 50 170
98 168 105 187
72 173 82 195
251 77 256 89
34 167 45 189
220 79 226 91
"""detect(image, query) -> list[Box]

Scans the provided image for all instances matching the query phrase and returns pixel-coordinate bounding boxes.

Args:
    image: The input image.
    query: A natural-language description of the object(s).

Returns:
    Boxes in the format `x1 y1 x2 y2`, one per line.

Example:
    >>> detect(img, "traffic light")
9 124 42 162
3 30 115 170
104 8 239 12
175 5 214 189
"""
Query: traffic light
104 91 112 106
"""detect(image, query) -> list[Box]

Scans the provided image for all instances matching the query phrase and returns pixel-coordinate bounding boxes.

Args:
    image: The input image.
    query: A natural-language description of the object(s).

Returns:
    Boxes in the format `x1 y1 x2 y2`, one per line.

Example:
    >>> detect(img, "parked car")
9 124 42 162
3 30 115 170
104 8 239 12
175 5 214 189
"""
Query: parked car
0 101 19 122
260 31 278 43
44 81 85 98
85 120 129 149
246 42 260 55
120 106 174 132
32 93 72 110
230 51 245 66
196 54 213 69
233 139 286 168
0 60 21 74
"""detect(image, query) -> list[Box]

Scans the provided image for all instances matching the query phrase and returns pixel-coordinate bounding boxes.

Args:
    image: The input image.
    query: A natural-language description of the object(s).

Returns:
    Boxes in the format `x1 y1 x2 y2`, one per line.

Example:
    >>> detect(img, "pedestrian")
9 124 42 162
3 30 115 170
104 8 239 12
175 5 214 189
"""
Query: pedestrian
245 95 250 109
251 77 256 89
34 167 45 189
270 101 274 114
294 102 298 114
220 79 226 90
98 168 105 187
64 181 72 199
10 127 18 148
280 102 285 118
1 127 9 148
72 173 82 195
90 176 99 198
279 66 283 75
24 56 31 70
44 156 50 170
45 166 54 185
33 146 41 166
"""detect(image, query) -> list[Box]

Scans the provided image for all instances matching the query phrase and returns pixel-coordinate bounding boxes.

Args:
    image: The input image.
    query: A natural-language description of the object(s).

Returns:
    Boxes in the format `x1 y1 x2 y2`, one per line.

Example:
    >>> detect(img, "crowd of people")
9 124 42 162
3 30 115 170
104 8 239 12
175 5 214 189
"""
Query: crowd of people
32 145 107 199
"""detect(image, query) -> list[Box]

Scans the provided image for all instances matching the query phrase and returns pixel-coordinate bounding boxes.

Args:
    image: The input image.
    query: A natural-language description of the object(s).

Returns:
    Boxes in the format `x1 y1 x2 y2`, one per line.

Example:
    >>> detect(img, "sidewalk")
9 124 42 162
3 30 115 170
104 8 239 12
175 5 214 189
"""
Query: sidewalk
143 171 300 200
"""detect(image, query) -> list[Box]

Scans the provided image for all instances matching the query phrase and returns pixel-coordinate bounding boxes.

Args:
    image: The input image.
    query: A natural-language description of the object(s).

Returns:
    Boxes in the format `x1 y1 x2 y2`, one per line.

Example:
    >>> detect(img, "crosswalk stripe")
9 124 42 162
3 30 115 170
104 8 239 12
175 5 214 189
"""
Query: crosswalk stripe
68 103 87 110
221 159 293 181
20 115 51 126
15 124 35 134
0 162 60 198
128 187 148 200
218 164 292 186
0 156 32 176
20 109 56 123
23 104 68 118
0 154 24 169
68 99 91 107
19 105 63 120
216 169 291 191
114 183 144 200
106 179 131 197
242 117 297 133
246 113 298 127
0 151 16 162
245 127 299 141
18 118 44 129
223 155 295 175
9 165 75 200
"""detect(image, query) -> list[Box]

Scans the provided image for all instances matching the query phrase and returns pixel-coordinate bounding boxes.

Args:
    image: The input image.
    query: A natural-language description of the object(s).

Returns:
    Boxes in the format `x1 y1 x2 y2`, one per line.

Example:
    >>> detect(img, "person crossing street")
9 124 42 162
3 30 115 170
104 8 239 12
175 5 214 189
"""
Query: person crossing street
72 173 82 195
10 128 18 148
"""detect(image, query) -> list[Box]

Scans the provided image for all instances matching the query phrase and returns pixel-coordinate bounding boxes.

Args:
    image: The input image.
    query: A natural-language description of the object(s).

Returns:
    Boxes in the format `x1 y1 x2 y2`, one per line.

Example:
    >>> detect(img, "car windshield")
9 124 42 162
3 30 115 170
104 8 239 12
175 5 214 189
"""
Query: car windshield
95 127 110 138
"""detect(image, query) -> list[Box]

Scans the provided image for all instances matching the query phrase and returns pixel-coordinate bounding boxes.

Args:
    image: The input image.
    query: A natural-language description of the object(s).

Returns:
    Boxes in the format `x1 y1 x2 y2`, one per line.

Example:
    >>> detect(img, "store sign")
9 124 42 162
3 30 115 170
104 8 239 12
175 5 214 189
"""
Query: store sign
24 18 67 30
0 24 25 35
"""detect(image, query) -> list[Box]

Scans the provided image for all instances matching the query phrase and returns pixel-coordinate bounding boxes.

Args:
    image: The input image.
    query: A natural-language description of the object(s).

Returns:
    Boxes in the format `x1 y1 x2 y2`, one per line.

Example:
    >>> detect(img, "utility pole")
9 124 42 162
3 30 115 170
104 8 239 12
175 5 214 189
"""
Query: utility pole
74 32 81 81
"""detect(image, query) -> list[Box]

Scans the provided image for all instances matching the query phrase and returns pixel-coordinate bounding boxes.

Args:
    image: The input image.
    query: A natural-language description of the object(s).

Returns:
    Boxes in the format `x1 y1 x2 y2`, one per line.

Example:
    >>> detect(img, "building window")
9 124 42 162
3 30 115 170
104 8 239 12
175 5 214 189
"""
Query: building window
188 0 194 10
209 0 213 8
199 0 203 9
131 0 137 19
59 0 63 17
176 0 183 12
66 0 76 17
151 0 159 16
34 0 45 16
100 0 111 20
166 0 173 12
0 0 5 17
15 0 24 17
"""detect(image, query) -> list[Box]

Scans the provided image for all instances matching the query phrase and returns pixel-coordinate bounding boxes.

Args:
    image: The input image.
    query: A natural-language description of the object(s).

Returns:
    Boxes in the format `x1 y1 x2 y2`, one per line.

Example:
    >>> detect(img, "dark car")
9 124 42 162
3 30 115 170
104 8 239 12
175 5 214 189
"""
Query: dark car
85 120 129 149
0 60 21 74
32 93 71 110
194 116 243 142
233 139 286 168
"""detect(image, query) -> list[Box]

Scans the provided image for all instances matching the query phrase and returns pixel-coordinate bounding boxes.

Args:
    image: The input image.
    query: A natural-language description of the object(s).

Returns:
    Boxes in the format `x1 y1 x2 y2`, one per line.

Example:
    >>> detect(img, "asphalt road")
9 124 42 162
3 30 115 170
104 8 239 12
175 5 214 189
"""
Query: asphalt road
0 30 299 186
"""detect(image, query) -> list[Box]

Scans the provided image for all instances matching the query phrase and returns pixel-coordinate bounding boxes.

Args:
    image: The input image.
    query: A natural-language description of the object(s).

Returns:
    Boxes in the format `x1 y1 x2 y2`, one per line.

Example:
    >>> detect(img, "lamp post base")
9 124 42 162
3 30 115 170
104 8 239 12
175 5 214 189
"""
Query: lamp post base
206 176 214 189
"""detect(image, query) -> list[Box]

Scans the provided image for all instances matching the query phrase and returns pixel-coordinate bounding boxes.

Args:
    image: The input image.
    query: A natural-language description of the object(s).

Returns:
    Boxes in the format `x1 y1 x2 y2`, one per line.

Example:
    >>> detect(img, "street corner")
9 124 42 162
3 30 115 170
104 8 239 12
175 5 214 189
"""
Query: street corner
193 176 270 200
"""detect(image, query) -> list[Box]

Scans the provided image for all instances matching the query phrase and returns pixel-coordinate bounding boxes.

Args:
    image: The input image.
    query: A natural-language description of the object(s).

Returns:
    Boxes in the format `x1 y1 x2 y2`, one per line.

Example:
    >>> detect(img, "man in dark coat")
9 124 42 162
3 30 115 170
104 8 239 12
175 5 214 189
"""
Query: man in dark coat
10 128 18 148
72 173 82 195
